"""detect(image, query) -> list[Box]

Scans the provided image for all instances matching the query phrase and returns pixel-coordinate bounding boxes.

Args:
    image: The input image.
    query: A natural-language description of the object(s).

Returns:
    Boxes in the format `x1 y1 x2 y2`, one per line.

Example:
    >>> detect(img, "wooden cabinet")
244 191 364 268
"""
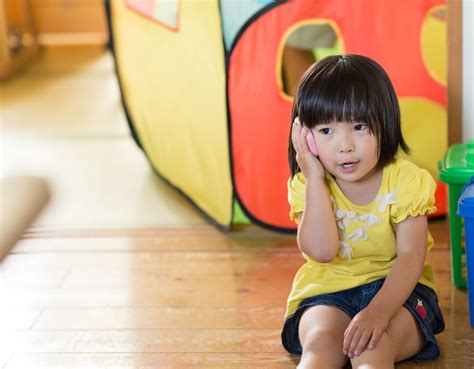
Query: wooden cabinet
0 0 38 80
0 0 108 80
30 0 108 45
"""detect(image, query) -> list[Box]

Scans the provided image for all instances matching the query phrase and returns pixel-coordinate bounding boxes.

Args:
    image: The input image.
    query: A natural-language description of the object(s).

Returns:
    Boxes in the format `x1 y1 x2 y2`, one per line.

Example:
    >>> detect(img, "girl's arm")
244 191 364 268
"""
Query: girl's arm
291 119 339 262
343 215 428 357
297 177 339 262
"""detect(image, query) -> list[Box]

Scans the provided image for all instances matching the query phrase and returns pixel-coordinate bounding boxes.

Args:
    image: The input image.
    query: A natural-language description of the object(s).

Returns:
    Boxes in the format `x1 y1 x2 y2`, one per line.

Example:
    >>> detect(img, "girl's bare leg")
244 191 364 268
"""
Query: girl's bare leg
350 306 424 369
297 305 351 369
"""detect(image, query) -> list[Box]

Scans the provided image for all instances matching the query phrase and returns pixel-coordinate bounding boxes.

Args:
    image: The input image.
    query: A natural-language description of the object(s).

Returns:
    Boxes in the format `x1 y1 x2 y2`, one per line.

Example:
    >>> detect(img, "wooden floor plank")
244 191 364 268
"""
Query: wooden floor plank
0 268 68 288
0 352 12 369
60 269 294 288
0 308 42 329
15 228 296 253
6 350 472 369
0 285 291 309
3 329 284 353
1 251 304 270
4 353 299 369
1 329 473 367
32 307 285 330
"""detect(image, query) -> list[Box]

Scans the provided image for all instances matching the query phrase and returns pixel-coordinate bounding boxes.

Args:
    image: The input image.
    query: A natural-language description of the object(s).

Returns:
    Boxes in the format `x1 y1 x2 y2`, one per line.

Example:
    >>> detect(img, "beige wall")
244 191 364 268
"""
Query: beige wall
463 0 474 141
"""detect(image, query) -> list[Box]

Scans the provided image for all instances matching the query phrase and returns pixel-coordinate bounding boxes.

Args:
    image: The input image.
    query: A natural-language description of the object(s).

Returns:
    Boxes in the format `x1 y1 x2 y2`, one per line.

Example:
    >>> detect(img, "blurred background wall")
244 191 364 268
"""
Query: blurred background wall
463 0 474 141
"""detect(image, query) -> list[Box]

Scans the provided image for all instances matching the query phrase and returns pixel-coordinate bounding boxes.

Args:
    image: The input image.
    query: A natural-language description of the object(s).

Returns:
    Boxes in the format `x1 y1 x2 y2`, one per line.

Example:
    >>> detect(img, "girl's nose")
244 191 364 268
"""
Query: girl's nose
339 136 355 153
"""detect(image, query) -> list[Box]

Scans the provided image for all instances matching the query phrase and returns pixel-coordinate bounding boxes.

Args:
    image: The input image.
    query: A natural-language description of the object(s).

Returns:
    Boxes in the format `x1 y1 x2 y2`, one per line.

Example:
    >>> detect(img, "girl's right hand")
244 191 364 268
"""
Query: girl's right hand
292 117 325 179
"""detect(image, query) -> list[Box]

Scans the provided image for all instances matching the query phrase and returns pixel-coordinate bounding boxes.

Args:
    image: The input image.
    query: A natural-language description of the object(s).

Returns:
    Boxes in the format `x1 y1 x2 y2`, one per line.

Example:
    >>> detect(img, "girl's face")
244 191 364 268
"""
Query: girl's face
311 121 379 185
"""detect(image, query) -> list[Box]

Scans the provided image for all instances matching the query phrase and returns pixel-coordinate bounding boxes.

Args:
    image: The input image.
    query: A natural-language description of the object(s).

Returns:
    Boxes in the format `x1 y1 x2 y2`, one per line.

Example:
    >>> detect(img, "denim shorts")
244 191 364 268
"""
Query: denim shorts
281 279 445 362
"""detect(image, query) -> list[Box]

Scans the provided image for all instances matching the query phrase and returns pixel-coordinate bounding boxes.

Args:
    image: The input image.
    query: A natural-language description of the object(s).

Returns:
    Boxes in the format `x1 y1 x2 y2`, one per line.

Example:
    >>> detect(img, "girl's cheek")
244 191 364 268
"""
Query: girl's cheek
316 152 329 167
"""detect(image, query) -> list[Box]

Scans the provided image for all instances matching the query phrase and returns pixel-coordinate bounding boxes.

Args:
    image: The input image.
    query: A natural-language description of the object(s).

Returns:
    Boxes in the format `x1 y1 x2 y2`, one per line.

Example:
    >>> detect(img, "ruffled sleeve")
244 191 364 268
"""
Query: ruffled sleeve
390 162 437 224
287 172 306 223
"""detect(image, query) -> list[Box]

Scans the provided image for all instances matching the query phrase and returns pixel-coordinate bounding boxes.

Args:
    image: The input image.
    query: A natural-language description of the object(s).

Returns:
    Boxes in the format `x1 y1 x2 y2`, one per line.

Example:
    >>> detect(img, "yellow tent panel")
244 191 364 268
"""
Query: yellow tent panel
111 0 232 227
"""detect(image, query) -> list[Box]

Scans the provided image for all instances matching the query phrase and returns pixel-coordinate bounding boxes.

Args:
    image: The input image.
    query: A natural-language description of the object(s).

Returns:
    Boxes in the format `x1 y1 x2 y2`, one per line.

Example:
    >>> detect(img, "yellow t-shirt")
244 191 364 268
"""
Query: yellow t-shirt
285 158 438 318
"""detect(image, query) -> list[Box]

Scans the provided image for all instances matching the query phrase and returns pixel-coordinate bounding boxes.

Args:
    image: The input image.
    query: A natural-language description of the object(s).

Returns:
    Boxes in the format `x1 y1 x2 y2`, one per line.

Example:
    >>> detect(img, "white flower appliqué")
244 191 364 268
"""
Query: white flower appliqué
376 191 398 213
338 241 353 259
334 210 381 260
336 210 357 228
358 214 381 229
346 227 368 241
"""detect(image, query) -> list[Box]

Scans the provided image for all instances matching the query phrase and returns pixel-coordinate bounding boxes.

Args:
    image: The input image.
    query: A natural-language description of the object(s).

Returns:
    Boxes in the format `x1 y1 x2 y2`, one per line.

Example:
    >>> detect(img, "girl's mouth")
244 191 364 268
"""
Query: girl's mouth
338 161 359 173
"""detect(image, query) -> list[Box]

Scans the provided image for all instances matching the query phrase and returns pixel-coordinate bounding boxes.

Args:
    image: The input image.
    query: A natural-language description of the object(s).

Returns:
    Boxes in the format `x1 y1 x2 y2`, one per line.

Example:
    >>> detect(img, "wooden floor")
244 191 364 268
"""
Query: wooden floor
0 219 472 368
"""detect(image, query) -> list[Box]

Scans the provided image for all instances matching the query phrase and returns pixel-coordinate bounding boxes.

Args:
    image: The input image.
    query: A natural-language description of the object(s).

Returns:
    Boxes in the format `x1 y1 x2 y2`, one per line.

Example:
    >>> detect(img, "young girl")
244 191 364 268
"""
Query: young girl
282 54 445 369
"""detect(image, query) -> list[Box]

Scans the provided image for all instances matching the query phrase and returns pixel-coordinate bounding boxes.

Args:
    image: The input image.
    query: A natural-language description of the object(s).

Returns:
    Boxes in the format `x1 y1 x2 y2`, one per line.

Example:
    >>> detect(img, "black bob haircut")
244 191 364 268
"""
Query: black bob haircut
288 54 409 177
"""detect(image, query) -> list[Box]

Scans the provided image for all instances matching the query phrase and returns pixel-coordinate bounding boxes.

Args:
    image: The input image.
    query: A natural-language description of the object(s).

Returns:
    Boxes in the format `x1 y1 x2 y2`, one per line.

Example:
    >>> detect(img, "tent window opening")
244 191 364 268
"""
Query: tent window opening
281 23 341 96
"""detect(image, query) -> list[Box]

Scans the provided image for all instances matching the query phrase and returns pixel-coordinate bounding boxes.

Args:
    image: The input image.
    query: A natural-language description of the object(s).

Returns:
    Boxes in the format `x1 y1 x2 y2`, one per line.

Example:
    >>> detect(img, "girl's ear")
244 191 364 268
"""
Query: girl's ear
306 131 318 156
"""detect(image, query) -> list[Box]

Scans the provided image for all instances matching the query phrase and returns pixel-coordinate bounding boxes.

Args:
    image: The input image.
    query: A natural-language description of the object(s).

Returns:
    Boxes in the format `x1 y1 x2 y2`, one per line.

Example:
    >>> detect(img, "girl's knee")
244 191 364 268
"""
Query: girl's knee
298 351 347 369
301 325 342 350
299 327 347 369
350 332 396 368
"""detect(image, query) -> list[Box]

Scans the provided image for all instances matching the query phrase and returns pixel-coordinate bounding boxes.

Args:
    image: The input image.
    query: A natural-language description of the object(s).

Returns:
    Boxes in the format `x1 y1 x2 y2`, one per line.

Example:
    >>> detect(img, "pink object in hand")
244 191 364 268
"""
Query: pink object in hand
306 131 318 156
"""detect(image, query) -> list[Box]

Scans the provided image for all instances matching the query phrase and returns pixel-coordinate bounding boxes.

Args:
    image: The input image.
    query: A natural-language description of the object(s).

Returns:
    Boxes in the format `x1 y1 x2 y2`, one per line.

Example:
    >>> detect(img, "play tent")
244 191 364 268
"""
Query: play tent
106 0 447 232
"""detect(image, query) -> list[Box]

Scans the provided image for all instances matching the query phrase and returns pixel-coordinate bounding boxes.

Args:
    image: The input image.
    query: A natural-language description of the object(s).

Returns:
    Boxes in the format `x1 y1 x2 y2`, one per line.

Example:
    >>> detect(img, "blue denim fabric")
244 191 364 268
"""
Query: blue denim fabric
281 279 445 362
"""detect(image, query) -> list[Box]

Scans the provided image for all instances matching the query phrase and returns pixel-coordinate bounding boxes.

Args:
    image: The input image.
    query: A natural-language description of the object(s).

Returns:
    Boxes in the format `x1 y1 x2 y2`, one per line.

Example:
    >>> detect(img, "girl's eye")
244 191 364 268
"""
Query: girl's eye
354 123 368 131
319 128 331 135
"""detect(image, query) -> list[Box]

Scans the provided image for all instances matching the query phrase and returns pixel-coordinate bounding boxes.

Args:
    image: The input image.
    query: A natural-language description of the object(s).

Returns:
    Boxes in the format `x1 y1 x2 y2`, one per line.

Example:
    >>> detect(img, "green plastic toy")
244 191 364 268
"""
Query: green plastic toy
438 140 474 288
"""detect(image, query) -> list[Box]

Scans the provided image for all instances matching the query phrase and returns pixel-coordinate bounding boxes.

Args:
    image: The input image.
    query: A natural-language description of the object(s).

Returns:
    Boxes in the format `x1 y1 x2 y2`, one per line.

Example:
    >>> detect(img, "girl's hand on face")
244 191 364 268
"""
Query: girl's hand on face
291 117 325 180
342 307 390 358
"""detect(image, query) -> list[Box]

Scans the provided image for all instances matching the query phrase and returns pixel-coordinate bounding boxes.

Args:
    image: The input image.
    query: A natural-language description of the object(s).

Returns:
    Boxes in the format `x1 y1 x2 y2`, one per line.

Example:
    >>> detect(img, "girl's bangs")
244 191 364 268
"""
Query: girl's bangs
297 72 379 133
